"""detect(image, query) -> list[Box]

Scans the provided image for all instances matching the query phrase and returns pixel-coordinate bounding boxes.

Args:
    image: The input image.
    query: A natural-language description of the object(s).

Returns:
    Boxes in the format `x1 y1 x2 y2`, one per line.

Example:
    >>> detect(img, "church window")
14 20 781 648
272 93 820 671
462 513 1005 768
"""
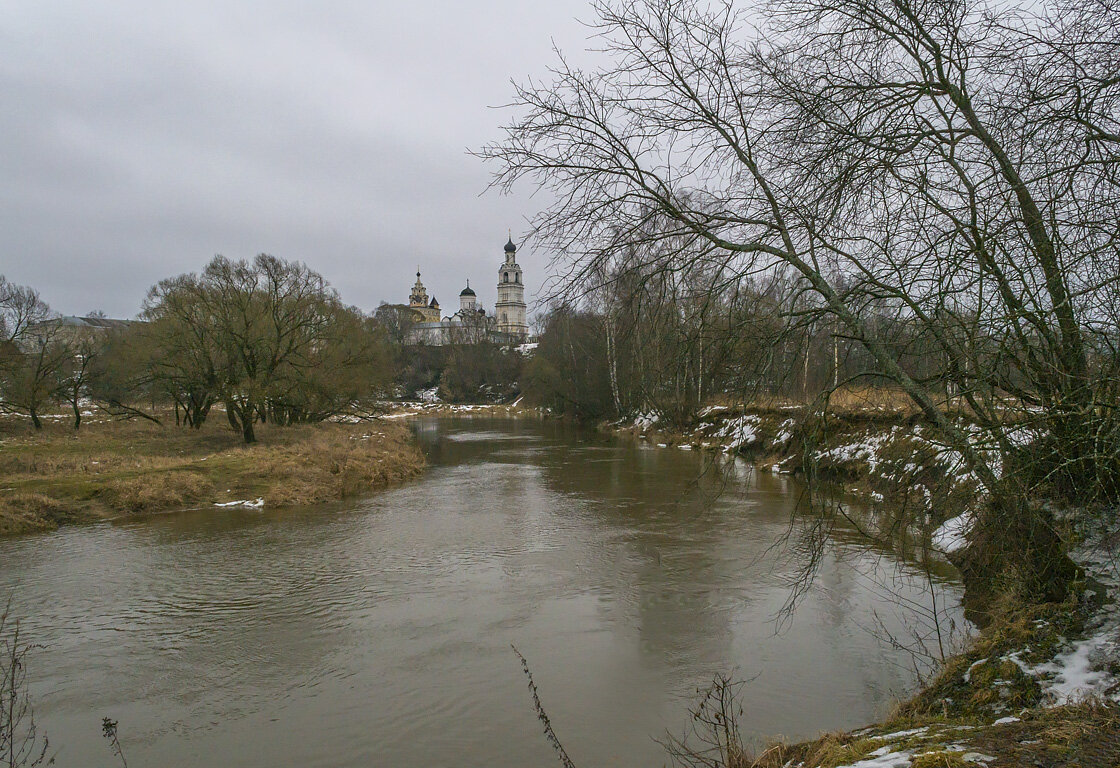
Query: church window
504 272 509 282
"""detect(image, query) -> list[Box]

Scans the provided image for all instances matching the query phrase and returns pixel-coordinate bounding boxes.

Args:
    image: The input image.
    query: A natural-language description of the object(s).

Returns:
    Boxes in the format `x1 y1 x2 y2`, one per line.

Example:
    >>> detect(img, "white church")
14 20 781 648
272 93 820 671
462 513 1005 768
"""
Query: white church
404 236 530 346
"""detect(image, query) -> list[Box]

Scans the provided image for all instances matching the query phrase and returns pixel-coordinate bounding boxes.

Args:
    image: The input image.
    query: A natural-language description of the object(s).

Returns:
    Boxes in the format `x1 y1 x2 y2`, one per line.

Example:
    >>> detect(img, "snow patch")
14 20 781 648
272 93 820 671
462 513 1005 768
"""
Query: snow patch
633 411 660 432
933 512 974 554
416 386 441 403
715 414 761 450
1035 629 1119 704
214 498 264 509
872 727 928 742
834 749 912 768
1011 520 1120 705
771 418 796 447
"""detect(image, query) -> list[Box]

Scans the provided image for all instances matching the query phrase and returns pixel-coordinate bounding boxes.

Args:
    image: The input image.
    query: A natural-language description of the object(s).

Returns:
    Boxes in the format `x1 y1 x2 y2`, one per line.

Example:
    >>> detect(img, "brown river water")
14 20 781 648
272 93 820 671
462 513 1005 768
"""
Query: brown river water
0 416 964 767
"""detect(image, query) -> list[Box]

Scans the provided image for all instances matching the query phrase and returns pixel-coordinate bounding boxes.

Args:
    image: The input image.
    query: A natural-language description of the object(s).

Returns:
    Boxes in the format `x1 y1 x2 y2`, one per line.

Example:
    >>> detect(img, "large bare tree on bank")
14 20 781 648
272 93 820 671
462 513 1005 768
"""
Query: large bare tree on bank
480 0 1120 601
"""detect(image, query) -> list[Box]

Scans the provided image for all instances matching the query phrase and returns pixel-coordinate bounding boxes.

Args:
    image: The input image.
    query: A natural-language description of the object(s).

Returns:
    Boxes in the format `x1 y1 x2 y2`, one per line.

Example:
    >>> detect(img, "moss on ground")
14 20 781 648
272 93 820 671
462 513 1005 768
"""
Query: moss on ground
898 598 1086 720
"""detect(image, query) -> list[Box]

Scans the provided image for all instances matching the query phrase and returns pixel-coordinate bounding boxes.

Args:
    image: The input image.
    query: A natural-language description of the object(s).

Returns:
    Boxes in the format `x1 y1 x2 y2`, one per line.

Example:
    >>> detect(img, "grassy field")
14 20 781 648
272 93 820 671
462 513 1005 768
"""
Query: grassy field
0 414 425 536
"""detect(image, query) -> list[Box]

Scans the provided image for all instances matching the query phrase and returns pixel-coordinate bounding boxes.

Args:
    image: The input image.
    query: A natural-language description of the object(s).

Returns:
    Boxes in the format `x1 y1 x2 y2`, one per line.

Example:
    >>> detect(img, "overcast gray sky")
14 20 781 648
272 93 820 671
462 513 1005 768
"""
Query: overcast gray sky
0 1 593 320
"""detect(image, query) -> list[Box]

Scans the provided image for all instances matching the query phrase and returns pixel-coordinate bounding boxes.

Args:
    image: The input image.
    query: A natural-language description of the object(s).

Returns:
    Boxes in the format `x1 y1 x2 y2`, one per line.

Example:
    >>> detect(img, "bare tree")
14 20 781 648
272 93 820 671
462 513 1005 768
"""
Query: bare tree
0 279 52 349
54 326 103 430
143 255 389 441
480 0 1120 601
0 281 67 430
374 303 420 345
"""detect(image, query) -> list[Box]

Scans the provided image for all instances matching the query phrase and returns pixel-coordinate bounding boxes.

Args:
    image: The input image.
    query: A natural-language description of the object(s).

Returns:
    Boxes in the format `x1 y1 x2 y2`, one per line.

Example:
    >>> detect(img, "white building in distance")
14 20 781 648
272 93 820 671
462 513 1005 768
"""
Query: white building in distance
404 236 530 346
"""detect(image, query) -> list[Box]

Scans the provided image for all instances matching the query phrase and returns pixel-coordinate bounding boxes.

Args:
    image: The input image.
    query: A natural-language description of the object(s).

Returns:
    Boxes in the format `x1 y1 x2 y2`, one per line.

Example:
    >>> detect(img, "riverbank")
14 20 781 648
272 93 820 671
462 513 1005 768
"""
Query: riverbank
0 416 425 536
733 521 1120 767
610 405 984 543
617 405 1120 766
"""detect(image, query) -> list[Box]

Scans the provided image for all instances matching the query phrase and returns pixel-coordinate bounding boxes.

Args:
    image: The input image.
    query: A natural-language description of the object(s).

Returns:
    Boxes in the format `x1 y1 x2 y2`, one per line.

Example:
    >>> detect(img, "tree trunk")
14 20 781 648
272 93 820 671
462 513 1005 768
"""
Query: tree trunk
29 408 42 431
71 400 81 430
956 494 1079 614
225 402 239 430
803 332 810 399
832 333 839 390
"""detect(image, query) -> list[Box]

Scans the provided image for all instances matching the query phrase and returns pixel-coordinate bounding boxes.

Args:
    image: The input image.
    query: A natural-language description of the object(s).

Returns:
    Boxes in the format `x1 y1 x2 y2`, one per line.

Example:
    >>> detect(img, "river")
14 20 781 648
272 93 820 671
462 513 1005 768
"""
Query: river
0 416 964 767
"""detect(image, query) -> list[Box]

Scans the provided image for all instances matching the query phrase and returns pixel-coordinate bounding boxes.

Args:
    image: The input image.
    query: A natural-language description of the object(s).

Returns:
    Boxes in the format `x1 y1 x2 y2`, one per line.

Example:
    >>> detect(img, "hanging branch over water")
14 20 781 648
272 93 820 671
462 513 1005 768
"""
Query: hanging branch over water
511 645 578 768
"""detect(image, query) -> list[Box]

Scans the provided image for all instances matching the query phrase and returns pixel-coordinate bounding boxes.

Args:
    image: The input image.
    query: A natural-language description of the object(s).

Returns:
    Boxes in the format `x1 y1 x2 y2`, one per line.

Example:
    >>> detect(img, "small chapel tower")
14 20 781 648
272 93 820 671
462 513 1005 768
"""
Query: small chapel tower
495 236 528 340
409 270 441 323
459 280 477 313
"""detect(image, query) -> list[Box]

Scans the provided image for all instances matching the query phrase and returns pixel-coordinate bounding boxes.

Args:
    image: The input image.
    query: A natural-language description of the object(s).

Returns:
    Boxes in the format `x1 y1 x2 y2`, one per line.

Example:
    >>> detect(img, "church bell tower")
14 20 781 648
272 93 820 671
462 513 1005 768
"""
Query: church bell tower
495 235 528 340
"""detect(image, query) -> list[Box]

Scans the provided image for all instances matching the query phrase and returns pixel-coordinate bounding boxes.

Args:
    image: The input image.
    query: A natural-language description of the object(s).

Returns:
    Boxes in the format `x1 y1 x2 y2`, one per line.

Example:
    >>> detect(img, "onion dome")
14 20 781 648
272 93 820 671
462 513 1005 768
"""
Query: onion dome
460 280 476 297
504 237 517 253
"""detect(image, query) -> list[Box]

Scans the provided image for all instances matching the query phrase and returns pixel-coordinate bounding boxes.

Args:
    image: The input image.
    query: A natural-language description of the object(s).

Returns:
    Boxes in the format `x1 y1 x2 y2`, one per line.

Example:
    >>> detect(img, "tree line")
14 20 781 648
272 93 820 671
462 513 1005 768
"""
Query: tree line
0 255 524 442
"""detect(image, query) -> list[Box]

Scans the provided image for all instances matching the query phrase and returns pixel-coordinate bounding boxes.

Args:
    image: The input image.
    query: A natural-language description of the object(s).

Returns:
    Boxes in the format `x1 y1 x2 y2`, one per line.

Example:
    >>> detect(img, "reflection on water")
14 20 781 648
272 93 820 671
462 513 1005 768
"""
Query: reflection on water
0 417 964 767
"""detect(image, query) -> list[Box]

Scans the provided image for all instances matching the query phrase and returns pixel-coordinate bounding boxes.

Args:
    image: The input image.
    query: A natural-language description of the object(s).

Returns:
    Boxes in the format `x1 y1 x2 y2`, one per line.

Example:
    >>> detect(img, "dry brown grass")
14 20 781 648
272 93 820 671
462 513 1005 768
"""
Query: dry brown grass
909 751 971 768
0 415 425 536
0 492 96 536
100 471 216 513
819 385 922 416
798 734 883 768
967 698 1120 767
702 385 922 416
707 384 992 420
253 425 429 506
737 700 1120 767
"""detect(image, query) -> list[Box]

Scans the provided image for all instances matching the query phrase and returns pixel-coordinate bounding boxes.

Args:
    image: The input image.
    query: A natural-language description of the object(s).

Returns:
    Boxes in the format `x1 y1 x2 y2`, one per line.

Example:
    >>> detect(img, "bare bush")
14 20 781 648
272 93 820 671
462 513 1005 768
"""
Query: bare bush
0 600 52 768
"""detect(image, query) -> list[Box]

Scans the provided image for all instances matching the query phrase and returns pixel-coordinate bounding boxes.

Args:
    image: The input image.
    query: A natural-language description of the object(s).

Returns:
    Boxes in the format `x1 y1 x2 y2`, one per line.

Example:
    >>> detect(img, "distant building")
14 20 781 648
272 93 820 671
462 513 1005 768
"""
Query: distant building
20 315 136 350
54 315 136 332
404 236 531 346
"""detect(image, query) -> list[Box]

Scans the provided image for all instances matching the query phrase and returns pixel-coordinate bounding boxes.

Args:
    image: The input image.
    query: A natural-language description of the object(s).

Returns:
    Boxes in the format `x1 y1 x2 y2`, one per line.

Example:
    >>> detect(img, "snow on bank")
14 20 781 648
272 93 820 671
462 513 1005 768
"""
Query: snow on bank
932 512 974 554
416 386 441 403
714 414 762 451
951 520 1120 707
380 401 537 419
819 737 997 768
214 498 264 509
836 748 913 767
632 411 660 432
813 428 897 474
1032 522 1120 704
1035 630 1119 703
626 410 764 452
615 409 1065 565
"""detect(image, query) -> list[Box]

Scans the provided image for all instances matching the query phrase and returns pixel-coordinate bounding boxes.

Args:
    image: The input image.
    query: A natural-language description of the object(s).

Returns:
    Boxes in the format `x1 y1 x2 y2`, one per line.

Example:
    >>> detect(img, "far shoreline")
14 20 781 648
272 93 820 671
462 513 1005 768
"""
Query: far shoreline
0 414 426 538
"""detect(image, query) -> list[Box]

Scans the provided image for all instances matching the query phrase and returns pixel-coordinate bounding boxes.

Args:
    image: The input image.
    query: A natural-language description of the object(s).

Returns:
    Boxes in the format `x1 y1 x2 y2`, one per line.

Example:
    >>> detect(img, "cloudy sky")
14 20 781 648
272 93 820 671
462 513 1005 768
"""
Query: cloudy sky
1 1 594 319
